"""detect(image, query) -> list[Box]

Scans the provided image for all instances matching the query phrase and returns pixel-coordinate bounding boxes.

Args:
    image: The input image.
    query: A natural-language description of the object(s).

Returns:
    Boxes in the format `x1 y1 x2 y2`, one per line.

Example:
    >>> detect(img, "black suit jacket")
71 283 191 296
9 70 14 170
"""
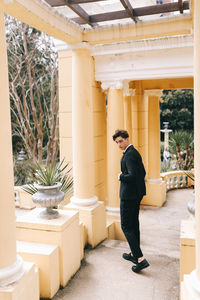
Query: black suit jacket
119 145 146 200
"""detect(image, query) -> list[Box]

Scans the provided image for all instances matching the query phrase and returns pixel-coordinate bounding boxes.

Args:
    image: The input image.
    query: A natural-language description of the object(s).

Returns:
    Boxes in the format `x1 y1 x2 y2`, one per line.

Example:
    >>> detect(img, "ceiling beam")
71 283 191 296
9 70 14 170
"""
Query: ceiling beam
178 0 183 14
72 1 189 24
45 0 107 4
45 0 93 26
120 0 139 23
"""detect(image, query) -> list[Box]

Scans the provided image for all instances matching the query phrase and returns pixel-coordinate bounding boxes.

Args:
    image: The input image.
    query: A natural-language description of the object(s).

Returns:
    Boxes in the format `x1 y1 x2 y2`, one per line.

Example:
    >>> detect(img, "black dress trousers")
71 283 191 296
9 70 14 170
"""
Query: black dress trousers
120 197 143 259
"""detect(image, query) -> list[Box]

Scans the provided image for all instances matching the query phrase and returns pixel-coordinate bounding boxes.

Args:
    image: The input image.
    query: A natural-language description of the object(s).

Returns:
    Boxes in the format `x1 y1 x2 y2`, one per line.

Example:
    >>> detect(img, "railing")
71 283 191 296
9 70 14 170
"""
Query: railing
160 170 193 192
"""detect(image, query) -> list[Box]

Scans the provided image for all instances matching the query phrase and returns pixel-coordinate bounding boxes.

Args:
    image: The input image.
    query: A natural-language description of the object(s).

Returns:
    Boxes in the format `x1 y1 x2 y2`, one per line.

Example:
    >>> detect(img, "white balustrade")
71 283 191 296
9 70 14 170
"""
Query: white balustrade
161 171 193 192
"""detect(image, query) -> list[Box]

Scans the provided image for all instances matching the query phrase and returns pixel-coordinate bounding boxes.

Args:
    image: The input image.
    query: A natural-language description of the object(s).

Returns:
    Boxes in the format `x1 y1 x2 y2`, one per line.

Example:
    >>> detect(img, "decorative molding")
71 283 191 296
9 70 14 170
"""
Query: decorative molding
94 35 193 83
106 206 120 216
70 195 98 207
0 255 24 287
144 89 163 97
92 35 193 57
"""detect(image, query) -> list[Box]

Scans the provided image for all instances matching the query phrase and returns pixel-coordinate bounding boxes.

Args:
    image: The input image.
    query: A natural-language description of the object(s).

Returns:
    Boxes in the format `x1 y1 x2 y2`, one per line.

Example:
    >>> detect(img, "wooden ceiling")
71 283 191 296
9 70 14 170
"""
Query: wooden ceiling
44 0 190 27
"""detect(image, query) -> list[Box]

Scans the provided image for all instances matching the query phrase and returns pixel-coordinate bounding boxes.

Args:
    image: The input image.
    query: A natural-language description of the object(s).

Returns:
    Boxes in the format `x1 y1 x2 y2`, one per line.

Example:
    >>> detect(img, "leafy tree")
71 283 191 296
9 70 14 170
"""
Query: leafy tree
5 15 59 165
160 89 193 132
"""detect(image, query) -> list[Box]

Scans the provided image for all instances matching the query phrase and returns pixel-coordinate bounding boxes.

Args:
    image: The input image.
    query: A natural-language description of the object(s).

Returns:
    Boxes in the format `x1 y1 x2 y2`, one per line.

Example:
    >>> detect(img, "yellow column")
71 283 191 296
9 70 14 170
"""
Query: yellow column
105 81 124 213
142 90 166 207
147 92 161 179
131 91 139 150
64 44 106 248
123 95 132 139
70 46 97 206
123 87 135 143
181 0 200 298
134 87 148 171
0 10 24 286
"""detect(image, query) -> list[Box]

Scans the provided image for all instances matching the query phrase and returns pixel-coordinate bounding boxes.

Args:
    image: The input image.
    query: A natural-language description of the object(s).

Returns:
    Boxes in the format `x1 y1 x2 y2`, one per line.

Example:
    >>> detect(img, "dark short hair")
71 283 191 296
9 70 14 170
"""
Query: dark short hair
112 129 129 141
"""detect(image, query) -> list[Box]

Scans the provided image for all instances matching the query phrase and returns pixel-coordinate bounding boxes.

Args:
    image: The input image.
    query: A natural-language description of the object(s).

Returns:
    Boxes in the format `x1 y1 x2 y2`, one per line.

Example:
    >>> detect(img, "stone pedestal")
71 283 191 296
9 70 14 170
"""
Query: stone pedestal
64 202 107 248
142 179 166 207
180 219 196 282
16 208 81 287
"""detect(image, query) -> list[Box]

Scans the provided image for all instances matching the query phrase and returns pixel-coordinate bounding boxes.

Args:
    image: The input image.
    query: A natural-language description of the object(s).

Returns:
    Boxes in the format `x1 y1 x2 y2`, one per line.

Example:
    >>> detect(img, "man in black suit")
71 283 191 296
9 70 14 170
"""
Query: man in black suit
112 129 149 273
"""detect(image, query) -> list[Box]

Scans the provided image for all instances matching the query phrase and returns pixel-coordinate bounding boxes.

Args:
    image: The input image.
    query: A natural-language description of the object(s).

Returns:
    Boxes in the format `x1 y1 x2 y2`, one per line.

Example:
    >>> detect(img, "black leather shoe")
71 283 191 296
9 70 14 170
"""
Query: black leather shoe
131 259 150 273
122 253 137 264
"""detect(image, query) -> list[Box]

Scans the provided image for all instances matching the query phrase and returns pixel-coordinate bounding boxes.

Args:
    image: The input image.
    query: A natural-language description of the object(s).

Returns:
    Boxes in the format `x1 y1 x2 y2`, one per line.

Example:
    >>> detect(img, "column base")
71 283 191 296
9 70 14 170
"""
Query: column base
64 201 107 248
0 262 39 300
142 179 166 206
70 195 98 206
0 255 24 287
181 270 200 300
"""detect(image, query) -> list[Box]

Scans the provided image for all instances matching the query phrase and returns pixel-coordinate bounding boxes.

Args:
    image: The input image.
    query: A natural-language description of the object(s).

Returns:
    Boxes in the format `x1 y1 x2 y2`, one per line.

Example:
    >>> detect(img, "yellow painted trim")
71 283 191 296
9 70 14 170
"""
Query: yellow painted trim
83 15 192 45
130 78 193 91
0 0 82 43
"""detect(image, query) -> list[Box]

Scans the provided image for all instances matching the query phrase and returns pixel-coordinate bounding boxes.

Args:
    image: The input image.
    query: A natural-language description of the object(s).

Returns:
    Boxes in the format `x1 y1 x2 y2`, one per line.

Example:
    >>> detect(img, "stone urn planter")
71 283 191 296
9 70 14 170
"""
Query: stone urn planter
22 160 73 219
32 182 64 219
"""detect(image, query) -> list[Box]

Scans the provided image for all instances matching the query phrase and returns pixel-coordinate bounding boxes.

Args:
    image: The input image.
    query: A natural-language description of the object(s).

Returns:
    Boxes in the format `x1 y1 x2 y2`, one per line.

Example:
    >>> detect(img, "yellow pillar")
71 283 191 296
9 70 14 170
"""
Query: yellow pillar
142 90 166 207
138 93 148 171
131 91 139 149
0 10 24 286
181 0 200 298
105 81 124 213
123 88 135 143
70 46 96 206
64 44 106 248
148 93 161 179
0 11 39 299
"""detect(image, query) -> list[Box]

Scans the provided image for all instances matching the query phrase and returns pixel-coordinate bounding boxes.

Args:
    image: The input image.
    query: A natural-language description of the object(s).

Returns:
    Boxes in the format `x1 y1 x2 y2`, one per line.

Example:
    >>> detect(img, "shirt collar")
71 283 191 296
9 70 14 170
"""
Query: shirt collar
123 144 132 154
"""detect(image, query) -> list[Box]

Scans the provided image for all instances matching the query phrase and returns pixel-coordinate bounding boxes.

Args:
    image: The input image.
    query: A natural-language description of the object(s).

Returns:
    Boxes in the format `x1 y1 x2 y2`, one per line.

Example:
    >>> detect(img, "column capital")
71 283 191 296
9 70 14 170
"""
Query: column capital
124 88 136 97
101 80 123 91
144 89 163 97
123 80 136 96
101 80 136 93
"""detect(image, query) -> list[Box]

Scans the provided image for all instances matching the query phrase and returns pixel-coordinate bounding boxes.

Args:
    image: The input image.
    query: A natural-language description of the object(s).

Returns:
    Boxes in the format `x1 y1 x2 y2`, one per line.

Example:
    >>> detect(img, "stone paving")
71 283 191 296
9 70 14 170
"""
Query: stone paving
51 189 192 300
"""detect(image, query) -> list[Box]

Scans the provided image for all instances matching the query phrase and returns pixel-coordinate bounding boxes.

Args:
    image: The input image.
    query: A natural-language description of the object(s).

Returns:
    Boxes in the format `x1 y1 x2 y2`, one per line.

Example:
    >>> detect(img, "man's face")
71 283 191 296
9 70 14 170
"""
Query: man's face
115 136 129 151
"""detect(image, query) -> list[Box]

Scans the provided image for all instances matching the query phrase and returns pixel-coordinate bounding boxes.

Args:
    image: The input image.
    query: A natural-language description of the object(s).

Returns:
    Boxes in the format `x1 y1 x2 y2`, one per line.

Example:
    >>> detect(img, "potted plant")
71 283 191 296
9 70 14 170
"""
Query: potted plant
23 159 73 219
